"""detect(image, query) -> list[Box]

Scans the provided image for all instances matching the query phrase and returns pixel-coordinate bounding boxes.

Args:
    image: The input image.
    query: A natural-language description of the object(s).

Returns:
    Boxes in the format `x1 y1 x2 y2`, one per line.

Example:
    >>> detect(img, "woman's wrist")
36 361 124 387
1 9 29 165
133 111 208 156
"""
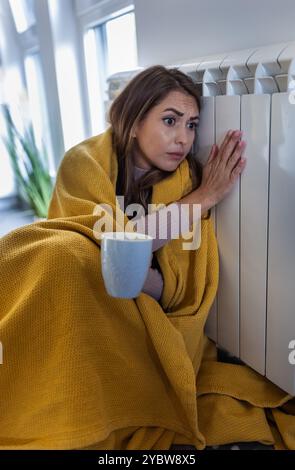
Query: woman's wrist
195 187 215 215
177 187 214 224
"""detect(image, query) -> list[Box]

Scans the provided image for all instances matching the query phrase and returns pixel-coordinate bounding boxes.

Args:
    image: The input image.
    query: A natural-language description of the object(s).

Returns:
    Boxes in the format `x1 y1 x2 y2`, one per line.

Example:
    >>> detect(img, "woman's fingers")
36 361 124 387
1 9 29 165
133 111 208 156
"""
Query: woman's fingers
202 130 247 204
218 130 243 168
230 156 247 181
208 128 241 167
227 140 247 171
207 144 219 164
218 129 235 156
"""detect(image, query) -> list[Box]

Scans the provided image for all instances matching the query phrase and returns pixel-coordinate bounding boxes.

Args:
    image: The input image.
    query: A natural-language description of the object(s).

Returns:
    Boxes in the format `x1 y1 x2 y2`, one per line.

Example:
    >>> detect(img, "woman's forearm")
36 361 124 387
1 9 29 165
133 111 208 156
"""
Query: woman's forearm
132 189 213 252
132 202 187 252
177 188 214 227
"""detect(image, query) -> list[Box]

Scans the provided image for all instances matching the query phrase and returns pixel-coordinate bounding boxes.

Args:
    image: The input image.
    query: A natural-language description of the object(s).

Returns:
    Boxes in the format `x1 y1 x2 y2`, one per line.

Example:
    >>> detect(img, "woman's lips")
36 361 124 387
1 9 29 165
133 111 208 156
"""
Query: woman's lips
167 153 184 160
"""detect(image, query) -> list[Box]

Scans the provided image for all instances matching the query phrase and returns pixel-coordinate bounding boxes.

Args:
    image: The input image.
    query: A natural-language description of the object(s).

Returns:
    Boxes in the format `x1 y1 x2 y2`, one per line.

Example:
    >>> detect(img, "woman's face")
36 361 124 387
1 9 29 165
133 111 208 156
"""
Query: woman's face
132 90 200 171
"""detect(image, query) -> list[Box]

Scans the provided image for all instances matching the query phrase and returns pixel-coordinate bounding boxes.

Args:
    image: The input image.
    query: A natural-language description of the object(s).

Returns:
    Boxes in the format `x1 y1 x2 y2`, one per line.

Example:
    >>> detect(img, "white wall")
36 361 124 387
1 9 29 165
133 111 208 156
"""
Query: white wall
74 0 104 15
34 0 65 173
47 0 87 150
134 0 295 66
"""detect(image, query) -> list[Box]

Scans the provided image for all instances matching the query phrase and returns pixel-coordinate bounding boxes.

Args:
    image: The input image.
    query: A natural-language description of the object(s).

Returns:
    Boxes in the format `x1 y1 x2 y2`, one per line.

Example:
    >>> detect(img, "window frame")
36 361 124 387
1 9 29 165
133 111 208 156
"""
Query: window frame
80 1 136 133
9 0 36 34
76 0 134 30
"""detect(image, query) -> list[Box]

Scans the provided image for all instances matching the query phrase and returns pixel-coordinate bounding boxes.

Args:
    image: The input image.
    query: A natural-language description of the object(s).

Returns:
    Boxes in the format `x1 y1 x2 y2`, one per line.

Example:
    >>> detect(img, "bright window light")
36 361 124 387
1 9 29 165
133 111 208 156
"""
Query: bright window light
55 45 85 150
24 55 43 150
84 11 138 135
9 0 35 34
24 53 55 176
0 111 16 197
84 28 105 135
106 12 138 76
0 66 24 197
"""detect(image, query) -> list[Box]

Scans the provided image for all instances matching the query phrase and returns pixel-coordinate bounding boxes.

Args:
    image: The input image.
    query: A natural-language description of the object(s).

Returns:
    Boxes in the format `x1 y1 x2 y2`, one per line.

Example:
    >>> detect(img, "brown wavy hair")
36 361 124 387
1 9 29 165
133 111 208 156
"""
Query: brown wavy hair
107 65 203 215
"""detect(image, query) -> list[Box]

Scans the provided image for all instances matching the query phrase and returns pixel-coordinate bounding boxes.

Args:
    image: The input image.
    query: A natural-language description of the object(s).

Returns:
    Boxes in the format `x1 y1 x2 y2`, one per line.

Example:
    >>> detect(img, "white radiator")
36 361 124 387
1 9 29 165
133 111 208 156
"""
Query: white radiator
172 42 295 395
106 42 295 395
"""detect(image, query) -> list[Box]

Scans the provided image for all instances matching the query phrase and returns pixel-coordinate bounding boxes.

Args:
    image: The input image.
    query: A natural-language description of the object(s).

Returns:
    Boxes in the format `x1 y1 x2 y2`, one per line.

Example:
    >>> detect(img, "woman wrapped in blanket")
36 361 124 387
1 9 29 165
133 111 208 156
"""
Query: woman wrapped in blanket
1 65 294 451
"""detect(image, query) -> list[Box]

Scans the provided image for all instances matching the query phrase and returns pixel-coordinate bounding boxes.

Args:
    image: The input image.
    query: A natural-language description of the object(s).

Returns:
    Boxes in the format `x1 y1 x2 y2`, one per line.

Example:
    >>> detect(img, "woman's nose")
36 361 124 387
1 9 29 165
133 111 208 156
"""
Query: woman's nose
175 127 188 145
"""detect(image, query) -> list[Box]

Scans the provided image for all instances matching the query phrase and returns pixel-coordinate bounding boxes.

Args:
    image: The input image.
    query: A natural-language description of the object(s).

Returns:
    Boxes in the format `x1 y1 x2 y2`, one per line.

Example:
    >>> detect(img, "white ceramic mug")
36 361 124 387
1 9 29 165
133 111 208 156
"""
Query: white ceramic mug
101 232 154 298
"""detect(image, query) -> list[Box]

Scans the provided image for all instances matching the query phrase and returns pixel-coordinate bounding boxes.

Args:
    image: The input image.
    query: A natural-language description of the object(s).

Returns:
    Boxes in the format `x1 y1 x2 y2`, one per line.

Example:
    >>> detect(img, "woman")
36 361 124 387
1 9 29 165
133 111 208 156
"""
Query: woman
106 65 246 302
0 65 293 450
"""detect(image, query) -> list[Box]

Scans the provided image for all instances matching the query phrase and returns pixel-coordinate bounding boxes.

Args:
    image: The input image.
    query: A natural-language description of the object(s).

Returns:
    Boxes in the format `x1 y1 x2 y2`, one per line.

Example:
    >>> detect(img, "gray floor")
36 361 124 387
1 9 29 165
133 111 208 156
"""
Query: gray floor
0 208 35 238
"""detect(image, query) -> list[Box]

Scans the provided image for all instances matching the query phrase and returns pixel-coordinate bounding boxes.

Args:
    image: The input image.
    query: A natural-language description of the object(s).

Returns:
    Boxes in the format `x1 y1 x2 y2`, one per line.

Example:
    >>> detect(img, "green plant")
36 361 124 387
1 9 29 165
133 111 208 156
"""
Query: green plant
1 103 53 218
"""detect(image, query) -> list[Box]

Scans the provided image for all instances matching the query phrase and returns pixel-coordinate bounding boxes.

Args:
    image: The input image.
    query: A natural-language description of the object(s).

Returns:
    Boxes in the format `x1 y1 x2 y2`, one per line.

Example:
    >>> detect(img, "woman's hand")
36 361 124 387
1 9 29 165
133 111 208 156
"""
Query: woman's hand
178 129 247 222
198 129 247 208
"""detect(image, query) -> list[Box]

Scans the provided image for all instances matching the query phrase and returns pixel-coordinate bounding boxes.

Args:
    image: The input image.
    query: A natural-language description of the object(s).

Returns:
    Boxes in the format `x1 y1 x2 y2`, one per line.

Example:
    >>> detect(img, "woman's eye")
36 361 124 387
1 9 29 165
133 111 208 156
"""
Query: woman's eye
188 122 198 130
163 117 175 125
163 117 198 130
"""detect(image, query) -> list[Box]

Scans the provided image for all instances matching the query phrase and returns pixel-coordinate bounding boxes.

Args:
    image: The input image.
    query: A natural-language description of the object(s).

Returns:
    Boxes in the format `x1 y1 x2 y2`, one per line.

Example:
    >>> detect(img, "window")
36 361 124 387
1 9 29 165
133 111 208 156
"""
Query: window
9 0 35 34
0 112 16 198
84 28 105 138
24 53 55 176
0 67 25 198
105 11 138 77
84 8 138 135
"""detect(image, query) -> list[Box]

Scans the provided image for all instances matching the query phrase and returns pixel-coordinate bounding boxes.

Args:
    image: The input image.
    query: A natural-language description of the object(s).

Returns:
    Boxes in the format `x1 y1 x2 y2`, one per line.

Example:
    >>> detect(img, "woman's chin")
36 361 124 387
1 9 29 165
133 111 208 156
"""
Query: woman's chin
164 161 183 171
154 159 183 172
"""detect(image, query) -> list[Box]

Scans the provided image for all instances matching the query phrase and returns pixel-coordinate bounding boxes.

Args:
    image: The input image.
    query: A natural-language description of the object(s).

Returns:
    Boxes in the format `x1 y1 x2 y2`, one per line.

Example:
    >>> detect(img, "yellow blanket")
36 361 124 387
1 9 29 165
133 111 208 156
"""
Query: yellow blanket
0 127 294 450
